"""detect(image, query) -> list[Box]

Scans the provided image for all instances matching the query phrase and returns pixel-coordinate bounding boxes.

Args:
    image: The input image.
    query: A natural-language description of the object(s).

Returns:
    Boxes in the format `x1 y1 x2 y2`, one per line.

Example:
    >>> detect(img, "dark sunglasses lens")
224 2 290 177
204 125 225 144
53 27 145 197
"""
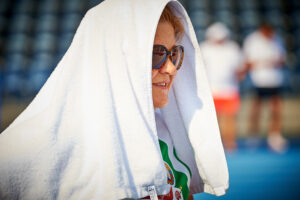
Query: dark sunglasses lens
152 46 167 69
172 46 183 69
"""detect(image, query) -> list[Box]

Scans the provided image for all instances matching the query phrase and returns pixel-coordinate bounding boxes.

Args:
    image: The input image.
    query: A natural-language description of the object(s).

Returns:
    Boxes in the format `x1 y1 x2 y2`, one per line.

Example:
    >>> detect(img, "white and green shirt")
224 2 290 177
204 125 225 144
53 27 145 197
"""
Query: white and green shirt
155 110 192 200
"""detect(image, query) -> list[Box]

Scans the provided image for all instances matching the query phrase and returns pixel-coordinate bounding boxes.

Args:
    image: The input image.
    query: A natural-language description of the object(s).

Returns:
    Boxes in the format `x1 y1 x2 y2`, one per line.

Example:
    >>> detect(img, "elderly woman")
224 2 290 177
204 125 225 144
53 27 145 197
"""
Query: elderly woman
0 0 228 199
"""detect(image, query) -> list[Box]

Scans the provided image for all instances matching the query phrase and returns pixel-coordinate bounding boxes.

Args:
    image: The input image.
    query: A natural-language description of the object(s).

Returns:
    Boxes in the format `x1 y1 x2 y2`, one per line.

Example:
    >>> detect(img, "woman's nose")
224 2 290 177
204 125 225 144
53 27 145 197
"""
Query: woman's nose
159 57 177 75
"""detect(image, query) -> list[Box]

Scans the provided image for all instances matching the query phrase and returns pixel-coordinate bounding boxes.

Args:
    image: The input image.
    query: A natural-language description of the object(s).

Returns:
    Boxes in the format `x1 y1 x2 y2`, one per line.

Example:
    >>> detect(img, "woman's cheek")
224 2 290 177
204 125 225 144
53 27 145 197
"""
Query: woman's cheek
152 69 159 79
168 74 177 90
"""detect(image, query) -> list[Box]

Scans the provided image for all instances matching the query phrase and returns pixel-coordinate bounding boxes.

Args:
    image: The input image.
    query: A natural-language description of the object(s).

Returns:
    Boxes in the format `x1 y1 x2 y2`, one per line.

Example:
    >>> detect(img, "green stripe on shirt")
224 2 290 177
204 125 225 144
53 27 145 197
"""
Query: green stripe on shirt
159 140 190 200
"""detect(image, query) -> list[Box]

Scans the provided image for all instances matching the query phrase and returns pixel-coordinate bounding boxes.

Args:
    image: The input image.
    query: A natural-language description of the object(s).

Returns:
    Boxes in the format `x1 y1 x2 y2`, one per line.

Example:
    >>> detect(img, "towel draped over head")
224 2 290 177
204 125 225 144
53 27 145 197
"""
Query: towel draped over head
0 0 228 199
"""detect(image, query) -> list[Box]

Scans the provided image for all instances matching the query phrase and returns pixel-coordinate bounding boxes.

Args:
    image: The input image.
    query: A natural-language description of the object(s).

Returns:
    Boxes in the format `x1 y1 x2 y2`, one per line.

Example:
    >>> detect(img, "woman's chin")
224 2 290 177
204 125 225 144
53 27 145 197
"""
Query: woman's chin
153 99 168 109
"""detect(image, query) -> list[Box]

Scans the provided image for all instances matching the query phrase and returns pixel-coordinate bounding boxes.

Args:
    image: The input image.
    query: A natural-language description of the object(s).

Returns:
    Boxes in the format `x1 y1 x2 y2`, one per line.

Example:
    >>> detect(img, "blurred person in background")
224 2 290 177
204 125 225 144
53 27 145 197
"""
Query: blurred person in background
200 22 243 151
242 22 287 153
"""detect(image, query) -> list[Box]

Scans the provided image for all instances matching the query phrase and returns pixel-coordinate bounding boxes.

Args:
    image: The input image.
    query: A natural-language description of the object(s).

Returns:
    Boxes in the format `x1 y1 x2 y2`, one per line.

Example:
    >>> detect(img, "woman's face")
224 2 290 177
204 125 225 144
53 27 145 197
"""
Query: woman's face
152 22 177 109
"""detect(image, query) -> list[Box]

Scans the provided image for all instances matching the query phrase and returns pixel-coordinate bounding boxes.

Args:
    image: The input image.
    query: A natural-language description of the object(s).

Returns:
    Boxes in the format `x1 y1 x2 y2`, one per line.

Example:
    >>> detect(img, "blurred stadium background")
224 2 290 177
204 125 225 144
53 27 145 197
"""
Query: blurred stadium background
0 0 299 199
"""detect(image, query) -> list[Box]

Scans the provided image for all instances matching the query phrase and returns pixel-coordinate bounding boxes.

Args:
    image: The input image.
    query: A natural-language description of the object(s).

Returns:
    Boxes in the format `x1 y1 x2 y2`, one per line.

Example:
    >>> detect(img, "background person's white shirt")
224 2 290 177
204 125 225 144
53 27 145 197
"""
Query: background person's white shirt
200 41 242 98
243 31 285 88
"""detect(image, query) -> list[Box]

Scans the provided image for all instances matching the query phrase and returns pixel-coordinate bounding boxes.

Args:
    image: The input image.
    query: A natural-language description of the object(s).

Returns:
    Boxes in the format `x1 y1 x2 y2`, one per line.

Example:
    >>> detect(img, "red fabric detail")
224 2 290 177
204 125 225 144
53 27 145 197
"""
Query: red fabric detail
213 94 240 115
142 187 173 200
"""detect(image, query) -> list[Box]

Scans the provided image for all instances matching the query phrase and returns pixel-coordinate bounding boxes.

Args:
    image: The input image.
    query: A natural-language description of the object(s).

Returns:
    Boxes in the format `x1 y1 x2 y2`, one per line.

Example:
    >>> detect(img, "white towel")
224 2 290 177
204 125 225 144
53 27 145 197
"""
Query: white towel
0 0 228 199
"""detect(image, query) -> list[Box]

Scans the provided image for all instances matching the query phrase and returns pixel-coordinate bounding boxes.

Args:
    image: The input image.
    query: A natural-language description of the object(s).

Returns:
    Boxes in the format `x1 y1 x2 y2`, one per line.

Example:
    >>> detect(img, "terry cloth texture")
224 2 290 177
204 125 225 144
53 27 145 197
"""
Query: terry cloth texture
0 0 229 199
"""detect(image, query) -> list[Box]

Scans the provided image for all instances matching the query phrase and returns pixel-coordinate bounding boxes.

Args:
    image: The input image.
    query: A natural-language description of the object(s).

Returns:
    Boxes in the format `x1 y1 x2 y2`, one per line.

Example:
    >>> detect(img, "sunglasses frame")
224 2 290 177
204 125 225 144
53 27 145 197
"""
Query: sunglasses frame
152 44 184 70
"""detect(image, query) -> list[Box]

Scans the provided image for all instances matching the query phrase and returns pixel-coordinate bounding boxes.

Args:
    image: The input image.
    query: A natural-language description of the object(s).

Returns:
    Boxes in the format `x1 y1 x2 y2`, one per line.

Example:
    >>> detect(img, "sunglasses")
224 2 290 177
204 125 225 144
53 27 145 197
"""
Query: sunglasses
152 44 184 70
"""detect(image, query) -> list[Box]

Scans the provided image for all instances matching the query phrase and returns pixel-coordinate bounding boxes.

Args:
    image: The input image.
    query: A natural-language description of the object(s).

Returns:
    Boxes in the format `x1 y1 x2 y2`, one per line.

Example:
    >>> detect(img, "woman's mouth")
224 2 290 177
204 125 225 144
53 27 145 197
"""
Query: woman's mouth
152 82 169 89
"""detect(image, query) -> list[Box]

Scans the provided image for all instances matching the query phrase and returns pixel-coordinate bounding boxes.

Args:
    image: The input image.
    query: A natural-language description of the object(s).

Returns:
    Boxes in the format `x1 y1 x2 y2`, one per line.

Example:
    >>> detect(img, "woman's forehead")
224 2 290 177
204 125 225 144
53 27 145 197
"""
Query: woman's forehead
154 22 176 50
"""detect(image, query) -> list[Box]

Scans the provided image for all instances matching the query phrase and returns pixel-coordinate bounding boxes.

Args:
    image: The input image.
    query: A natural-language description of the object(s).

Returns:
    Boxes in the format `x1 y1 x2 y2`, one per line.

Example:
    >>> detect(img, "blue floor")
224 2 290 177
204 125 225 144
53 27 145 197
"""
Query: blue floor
194 139 300 200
